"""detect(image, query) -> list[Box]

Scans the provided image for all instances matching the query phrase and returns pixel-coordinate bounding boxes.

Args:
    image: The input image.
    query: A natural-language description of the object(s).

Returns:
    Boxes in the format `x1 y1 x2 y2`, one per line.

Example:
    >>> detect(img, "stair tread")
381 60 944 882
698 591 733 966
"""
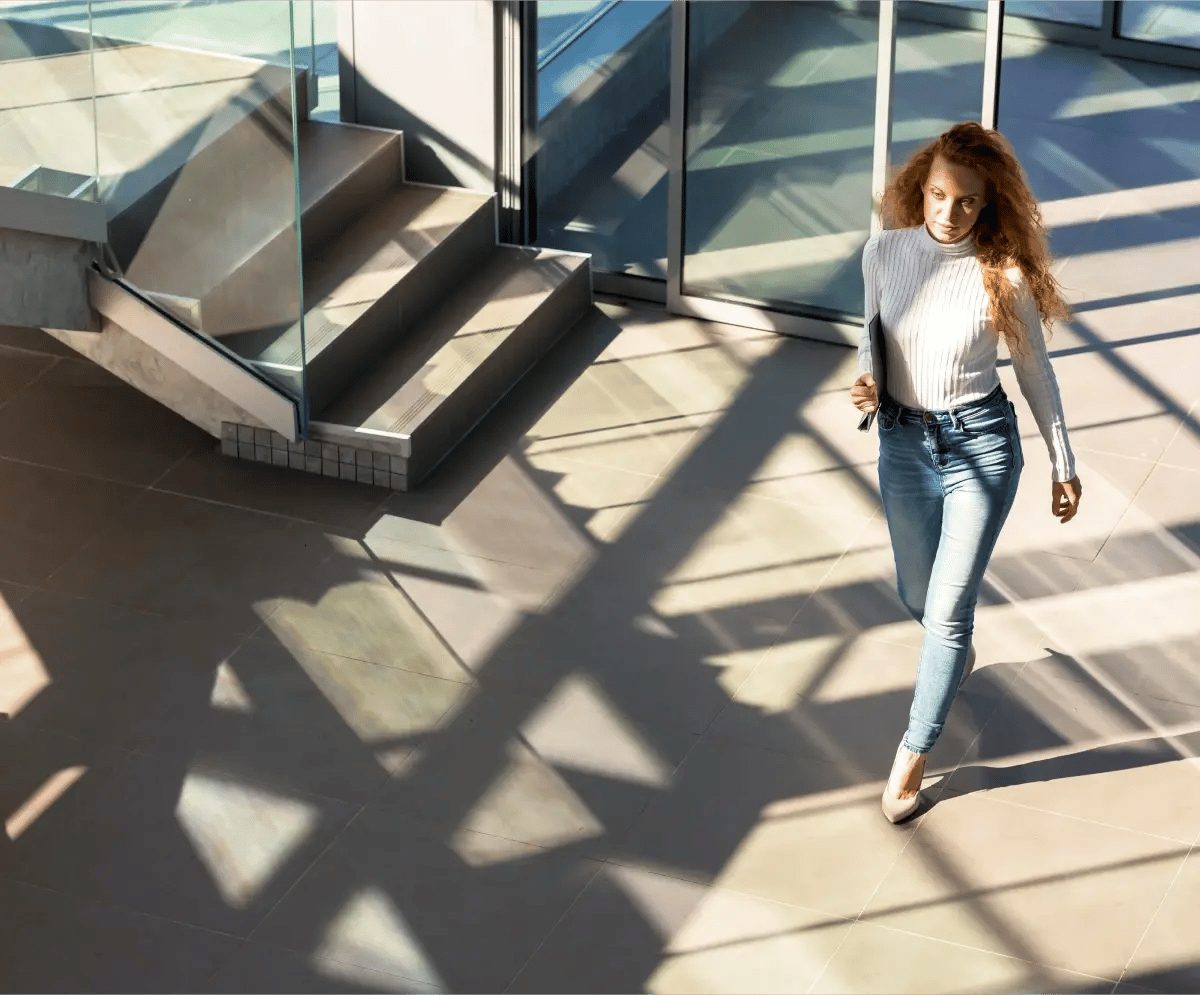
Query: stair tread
249 183 494 367
317 246 587 440
120 120 399 302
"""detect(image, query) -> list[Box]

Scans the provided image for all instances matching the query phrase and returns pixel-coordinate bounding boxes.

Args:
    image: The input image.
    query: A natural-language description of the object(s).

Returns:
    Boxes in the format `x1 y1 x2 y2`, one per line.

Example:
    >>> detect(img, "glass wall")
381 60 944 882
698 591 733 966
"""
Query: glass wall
889 2 987 169
939 1 1105 27
998 0 1200 260
533 0 671 280
680 1 878 320
1118 1 1200 48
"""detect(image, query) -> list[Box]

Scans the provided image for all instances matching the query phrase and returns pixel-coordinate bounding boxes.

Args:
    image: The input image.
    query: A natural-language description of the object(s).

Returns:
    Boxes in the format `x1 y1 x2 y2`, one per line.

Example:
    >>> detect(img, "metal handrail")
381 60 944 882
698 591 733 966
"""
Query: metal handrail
536 0 623 71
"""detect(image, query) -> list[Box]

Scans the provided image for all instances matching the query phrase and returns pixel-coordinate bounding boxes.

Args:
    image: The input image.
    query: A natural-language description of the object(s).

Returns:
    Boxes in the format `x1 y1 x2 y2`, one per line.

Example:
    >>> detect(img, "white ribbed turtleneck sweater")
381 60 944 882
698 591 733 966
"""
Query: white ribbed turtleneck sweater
858 224 1076 482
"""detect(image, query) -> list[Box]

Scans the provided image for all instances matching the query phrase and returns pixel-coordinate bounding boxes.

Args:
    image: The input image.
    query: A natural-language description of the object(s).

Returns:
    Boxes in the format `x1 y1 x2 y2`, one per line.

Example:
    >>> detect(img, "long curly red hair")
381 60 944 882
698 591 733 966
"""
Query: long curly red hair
881 122 1071 356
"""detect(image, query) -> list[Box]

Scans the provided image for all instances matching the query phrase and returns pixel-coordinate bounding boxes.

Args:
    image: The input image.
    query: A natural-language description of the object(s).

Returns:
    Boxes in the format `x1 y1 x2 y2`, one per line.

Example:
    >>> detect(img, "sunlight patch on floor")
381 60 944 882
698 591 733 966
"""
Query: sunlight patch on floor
175 772 318 908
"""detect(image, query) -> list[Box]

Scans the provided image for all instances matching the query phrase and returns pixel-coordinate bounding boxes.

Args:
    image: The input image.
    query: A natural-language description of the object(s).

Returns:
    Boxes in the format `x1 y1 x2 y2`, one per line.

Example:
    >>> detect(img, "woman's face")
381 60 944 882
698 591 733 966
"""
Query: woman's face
923 155 989 244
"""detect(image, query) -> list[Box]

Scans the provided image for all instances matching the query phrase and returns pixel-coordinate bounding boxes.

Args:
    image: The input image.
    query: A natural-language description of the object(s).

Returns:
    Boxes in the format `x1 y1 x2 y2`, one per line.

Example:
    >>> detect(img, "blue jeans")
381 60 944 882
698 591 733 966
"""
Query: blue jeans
878 384 1023 754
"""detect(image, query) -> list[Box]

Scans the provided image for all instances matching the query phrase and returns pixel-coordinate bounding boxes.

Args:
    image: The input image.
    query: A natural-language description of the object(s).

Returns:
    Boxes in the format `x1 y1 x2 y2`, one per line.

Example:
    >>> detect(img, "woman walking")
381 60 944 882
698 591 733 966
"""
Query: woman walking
850 121 1083 823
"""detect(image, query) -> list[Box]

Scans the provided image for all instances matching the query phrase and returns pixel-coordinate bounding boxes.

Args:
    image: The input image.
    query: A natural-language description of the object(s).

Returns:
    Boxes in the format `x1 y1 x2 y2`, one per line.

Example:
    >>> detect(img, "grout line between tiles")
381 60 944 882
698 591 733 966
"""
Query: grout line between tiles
7 872 245 947
937 787 1200 847
353 537 480 686
822 913 1124 993
145 444 204 491
500 858 608 994
0 451 153 491
1113 841 1196 994
241 802 370 948
0 354 60 415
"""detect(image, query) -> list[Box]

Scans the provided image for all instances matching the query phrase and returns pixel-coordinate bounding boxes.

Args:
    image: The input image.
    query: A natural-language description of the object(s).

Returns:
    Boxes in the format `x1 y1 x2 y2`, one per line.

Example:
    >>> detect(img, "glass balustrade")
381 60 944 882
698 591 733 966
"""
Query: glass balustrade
0 0 310 413
0 2 100 212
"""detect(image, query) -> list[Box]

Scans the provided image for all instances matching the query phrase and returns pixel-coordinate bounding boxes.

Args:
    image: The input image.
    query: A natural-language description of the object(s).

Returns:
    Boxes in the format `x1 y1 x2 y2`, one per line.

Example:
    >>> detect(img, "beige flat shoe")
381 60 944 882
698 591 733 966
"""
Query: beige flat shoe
882 744 927 824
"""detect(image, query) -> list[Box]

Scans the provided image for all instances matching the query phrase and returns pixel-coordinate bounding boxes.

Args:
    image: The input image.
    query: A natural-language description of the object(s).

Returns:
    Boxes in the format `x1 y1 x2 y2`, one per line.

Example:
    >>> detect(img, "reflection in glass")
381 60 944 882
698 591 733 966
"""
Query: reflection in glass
998 0 1200 266
935 1 1104 28
0 1 99 200
86 2 306 401
1119 1 1200 50
888 2 987 173
681 1 878 319
534 0 671 278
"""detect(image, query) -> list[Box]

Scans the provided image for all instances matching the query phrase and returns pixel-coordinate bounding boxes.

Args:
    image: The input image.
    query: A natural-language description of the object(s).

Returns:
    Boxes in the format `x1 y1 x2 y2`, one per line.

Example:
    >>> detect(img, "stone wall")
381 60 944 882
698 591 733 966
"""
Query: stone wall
0 227 94 331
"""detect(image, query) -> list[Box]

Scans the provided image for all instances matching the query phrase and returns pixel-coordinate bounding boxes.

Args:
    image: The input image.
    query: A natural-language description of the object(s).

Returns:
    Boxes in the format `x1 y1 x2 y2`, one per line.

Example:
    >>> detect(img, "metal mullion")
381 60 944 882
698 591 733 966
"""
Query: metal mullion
871 0 897 236
1101 0 1119 43
521 0 538 245
666 293 861 347
665 0 688 311
982 1 1004 130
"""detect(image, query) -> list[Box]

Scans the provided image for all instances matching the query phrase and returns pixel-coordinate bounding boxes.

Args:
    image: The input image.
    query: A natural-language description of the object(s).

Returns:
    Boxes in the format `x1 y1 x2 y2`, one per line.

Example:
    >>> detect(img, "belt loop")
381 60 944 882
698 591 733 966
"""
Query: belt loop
950 409 964 431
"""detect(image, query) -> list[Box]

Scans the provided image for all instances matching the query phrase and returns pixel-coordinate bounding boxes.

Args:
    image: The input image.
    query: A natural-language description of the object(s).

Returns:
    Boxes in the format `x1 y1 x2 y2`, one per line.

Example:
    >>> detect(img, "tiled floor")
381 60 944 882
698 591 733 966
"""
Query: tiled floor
1 232 1199 993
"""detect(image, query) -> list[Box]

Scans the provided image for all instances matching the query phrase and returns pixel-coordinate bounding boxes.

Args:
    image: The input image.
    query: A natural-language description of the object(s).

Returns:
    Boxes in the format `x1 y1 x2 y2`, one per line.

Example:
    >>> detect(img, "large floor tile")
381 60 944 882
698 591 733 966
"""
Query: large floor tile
946 662 1200 842
1121 846 1200 994
0 345 56 403
1071 465 1200 591
257 540 474 684
0 357 211 485
0 459 141 586
613 739 918 919
710 631 1003 784
511 862 854 994
861 792 1189 979
0 327 80 360
250 805 603 993
1157 410 1200 472
523 450 663 546
155 449 390 532
3 590 243 750
1121 463 1200 556
362 513 574 613
135 638 468 804
468 600 751 736
811 920 1117 995
0 723 132 847
375 682 696 859
46 489 342 634
0 880 239 994
206 940 440 994
988 439 1152 564
2 750 360 937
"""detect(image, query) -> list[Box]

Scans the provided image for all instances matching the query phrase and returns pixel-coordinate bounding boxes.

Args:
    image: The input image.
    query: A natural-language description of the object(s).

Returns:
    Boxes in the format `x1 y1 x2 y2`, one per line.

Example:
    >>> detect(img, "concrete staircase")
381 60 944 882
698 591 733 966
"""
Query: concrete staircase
93 72 591 491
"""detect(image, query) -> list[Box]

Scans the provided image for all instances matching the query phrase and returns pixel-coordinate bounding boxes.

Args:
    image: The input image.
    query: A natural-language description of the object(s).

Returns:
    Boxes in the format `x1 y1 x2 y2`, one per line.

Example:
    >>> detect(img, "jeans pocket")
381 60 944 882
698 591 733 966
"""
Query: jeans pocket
958 406 1009 440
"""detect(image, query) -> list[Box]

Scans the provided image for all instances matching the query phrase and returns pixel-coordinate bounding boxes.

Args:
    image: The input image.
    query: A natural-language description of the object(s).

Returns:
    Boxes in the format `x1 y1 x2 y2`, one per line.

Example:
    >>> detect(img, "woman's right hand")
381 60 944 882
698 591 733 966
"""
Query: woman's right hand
851 373 879 413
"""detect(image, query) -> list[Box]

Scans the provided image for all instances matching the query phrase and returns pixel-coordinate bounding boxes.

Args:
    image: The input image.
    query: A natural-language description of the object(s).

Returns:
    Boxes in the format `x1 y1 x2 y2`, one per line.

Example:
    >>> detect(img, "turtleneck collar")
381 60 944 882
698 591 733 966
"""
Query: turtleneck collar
918 223 977 257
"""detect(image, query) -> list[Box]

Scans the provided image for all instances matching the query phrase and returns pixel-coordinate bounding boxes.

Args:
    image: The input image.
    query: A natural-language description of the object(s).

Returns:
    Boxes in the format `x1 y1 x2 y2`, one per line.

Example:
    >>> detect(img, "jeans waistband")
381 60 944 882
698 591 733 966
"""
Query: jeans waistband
888 383 1006 426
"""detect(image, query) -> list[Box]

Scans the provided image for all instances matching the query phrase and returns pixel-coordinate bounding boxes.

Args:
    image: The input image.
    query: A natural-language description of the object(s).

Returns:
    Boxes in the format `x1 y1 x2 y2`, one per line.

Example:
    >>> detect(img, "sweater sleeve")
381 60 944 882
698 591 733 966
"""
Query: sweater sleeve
858 234 881 378
1006 269 1077 483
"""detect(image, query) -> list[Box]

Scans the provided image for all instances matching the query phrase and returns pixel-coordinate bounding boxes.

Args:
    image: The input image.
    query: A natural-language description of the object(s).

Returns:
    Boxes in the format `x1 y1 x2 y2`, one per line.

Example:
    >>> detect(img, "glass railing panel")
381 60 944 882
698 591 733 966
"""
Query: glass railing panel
0 1 99 212
533 0 671 279
76 0 307 410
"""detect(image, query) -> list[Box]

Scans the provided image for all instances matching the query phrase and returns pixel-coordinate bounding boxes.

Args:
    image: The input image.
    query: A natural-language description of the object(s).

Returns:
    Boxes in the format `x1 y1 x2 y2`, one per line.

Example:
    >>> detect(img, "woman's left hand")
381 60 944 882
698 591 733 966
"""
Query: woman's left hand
1052 476 1082 523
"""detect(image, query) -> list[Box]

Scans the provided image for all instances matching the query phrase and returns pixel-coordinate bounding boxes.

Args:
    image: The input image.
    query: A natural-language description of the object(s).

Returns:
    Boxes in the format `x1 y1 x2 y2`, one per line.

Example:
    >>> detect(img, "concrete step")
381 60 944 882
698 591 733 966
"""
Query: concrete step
311 245 591 489
110 119 402 342
234 182 496 413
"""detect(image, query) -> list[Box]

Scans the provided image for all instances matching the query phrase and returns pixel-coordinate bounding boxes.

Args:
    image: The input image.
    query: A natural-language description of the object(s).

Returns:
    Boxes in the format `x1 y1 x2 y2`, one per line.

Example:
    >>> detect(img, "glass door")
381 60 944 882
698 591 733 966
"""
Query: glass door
675 1 880 342
524 1 1199 344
